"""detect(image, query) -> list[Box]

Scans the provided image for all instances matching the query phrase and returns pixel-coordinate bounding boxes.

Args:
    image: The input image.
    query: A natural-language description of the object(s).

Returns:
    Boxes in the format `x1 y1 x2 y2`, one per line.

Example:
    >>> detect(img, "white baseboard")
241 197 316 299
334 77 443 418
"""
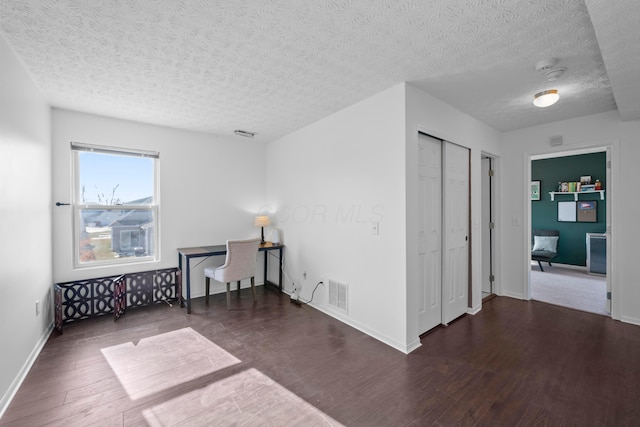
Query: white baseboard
306 302 420 354
621 315 640 327
502 291 526 300
0 322 54 419
467 304 482 315
404 338 422 353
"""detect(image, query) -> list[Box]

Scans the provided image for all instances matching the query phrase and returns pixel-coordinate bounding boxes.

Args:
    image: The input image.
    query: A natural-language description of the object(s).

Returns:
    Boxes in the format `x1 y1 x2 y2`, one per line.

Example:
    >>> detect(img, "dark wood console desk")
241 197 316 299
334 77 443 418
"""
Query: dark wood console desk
177 241 284 313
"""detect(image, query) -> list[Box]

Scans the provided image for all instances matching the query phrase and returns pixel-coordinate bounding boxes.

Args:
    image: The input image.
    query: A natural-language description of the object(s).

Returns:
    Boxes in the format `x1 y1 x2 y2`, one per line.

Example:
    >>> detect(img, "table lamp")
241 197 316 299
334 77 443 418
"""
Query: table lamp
254 215 270 244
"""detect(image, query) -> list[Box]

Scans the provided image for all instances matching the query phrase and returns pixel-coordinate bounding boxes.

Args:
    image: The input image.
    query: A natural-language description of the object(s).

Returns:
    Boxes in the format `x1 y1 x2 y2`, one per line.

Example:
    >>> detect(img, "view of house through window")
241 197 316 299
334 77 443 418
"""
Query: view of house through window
72 142 158 267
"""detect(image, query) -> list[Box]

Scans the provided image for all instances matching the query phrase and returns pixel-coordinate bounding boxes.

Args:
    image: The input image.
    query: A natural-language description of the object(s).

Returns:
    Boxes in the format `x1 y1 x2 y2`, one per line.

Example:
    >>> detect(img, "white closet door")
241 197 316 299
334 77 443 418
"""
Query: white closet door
417 133 442 334
442 141 470 325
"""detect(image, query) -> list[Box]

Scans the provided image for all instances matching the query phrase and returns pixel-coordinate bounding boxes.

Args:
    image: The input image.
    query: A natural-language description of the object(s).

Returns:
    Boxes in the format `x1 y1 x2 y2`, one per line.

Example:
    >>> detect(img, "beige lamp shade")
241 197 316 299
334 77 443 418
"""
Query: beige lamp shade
254 215 270 227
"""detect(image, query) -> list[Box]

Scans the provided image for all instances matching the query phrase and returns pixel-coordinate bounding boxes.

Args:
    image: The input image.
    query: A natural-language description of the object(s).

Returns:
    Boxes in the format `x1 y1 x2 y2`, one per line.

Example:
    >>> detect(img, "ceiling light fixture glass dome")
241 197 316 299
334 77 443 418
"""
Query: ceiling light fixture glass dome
533 89 559 107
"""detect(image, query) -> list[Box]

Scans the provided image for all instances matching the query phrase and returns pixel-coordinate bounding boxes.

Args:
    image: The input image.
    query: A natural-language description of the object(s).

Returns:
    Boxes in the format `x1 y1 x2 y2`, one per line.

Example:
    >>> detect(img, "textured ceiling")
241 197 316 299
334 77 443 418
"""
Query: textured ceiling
0 0 636 142
584 0 640 122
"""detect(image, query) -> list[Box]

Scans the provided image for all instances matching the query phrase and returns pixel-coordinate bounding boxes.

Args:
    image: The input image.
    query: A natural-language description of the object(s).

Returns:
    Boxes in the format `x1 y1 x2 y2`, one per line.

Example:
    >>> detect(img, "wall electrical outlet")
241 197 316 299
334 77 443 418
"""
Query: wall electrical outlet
35 300 40 316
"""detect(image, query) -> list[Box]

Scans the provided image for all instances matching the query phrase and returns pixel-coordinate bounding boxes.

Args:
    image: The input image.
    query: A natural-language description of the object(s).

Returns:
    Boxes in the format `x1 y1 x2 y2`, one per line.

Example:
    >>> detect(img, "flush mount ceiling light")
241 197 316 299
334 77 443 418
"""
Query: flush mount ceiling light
234 129 255 138
533 89 559 107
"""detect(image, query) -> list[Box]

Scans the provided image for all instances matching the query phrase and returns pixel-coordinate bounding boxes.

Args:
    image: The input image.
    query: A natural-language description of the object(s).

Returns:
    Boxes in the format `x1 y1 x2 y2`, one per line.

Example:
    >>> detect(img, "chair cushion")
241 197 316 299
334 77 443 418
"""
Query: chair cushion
532 235 558 253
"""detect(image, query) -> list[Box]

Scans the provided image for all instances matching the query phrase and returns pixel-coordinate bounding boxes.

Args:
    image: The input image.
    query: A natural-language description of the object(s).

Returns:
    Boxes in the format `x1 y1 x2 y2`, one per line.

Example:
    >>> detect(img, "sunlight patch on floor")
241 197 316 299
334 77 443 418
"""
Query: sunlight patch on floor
142 367 343 426
101 327 240 400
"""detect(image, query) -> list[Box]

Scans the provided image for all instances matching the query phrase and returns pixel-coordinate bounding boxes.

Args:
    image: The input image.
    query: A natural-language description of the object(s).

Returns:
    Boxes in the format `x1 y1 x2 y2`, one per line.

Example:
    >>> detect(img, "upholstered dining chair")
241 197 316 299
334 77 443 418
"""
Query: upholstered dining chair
204 238 261 309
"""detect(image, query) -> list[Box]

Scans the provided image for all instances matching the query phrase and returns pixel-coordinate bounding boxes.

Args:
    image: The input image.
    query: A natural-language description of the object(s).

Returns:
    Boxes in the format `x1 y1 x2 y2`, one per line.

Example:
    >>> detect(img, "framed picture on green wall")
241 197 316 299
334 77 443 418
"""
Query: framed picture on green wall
531 181 541 201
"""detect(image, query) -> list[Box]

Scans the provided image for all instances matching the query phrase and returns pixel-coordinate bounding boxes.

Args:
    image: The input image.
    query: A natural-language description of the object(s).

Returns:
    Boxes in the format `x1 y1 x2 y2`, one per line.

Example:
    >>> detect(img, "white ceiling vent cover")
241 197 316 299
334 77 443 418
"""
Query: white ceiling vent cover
327 279 348 314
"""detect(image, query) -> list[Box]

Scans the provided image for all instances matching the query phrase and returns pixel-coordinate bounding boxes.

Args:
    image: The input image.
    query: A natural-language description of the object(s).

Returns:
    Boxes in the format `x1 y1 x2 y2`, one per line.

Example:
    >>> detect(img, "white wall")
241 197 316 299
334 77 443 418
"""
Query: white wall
266 84 409 351
52 109 266 297
500 110 640 325
266 83 502 353
0 36 52 415
404 84 502 345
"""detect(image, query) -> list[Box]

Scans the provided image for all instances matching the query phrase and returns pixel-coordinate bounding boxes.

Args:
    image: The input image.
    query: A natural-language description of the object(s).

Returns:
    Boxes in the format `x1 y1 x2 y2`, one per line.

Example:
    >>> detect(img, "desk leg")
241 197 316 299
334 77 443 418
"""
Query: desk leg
186 257 192 314
278 247 283 292
263 251 268 288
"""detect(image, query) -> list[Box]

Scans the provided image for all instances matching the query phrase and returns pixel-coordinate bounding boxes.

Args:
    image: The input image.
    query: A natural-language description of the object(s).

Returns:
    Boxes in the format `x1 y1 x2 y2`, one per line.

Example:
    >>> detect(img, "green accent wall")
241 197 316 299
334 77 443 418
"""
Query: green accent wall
532 152 606 266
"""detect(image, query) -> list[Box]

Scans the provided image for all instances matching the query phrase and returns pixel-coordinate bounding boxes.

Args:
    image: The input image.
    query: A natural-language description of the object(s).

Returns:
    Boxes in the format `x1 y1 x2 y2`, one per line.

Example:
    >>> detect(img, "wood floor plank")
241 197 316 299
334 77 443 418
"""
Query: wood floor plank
2 291 640 426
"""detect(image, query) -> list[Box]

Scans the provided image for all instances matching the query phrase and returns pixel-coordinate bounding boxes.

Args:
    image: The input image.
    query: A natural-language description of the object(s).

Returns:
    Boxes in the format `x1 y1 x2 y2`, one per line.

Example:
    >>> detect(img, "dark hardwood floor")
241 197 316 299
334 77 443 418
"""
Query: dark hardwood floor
3 288 640 426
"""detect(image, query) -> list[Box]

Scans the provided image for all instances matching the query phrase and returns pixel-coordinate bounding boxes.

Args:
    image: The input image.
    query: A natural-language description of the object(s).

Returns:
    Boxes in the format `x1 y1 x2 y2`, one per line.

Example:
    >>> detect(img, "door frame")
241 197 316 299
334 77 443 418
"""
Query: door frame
481 153 498 297
524 139 619 319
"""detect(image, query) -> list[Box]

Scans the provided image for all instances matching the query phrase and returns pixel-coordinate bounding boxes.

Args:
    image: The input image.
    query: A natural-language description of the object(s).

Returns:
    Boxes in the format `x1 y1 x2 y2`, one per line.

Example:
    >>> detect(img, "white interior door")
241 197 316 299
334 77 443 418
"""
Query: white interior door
417 133 442 334
442 142 470 325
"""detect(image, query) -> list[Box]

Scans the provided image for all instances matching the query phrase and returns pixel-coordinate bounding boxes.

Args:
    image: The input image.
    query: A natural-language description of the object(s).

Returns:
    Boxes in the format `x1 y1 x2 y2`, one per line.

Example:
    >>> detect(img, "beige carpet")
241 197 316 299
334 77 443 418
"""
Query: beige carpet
530 264 608 316
101 327 343 426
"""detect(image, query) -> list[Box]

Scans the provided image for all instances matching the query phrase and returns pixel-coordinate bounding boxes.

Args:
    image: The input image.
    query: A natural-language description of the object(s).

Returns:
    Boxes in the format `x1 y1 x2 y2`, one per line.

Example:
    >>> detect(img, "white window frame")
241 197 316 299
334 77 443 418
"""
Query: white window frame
71 142 160 268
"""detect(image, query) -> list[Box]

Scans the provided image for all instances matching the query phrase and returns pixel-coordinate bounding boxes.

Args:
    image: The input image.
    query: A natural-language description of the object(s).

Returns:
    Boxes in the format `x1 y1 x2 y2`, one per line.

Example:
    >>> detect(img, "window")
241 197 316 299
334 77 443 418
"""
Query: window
72 142 159 267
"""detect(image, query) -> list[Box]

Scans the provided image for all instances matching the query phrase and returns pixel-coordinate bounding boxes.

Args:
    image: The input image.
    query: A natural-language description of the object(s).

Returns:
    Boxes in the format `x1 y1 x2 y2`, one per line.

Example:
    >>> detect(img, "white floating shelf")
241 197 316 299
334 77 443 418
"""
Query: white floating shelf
549 190 605 201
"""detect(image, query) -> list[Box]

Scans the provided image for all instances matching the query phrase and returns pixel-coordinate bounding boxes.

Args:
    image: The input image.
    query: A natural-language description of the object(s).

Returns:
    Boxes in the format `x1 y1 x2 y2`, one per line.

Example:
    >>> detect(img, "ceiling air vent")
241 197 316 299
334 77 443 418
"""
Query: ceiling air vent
234 129 255 138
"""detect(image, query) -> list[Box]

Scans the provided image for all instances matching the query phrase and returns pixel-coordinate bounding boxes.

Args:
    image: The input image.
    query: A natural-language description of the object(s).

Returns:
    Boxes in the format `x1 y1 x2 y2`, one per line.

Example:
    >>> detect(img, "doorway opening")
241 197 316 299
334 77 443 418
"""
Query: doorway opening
528 147 611 317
